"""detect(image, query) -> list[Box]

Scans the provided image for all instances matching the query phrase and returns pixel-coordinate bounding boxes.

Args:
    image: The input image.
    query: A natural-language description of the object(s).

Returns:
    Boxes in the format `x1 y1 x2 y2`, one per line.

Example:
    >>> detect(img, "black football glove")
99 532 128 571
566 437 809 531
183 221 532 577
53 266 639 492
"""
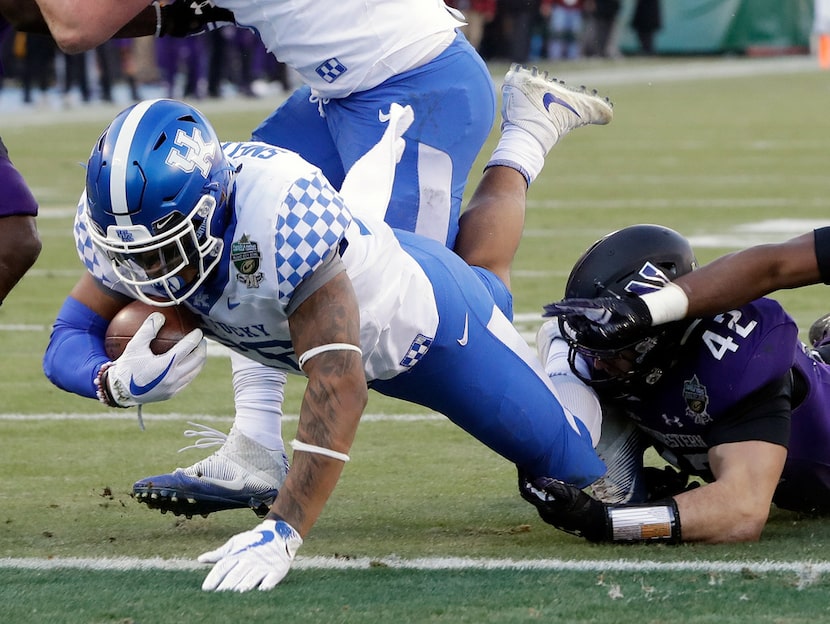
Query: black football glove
518 471 608 542
643 466 699 501
159 1 236 37
543 294 653 352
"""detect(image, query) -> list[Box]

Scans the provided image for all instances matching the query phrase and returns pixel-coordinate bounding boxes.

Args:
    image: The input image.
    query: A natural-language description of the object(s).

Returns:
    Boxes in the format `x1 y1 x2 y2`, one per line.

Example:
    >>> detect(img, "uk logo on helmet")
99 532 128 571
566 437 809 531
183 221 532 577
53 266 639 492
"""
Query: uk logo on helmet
115 229 135 242
166 128 216 178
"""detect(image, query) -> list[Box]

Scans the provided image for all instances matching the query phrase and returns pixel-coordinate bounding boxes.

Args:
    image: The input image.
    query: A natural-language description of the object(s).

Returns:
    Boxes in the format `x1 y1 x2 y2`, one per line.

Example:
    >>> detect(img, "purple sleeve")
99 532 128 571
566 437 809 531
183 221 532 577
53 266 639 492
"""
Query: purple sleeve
699 300 798 404
0 137 39 217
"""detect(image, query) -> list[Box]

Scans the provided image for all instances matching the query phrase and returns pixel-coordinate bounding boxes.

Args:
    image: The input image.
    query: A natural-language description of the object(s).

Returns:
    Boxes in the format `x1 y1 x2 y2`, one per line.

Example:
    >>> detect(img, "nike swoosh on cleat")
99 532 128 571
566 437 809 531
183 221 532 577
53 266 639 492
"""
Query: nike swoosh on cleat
457 314 469 346
129 357 176 396
543 92 581 118
198 474 249 491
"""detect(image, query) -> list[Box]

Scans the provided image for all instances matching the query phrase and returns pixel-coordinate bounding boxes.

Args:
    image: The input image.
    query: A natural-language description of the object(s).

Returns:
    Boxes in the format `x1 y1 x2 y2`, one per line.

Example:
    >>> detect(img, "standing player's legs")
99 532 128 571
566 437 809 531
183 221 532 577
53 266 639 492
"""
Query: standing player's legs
324 32 496 247
251 86 347 189
455 64 613 290
372 233 605 486
0 136 41 304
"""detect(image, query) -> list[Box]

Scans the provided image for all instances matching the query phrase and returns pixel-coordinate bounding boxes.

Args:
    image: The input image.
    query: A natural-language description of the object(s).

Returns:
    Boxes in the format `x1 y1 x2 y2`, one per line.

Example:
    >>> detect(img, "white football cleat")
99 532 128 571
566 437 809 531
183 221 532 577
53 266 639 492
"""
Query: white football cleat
502 64 613 153
133 423 288 518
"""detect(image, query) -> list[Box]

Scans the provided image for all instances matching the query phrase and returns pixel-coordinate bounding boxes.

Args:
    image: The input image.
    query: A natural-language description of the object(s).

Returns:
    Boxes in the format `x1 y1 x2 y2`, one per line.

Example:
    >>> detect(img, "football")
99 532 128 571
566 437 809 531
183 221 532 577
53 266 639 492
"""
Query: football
105 300 199 360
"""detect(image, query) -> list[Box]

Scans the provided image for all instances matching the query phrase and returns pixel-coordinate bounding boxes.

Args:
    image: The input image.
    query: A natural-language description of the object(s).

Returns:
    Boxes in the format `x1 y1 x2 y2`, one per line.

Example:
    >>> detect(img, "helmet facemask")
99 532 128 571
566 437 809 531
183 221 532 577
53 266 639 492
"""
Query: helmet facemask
88 193 223 306
561 313 693 397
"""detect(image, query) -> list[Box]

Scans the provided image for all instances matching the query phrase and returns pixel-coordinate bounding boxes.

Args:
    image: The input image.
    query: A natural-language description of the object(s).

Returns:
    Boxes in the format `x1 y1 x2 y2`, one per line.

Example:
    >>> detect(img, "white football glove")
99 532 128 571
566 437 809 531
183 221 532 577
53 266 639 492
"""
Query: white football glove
105 312 206 407
198 519 302 592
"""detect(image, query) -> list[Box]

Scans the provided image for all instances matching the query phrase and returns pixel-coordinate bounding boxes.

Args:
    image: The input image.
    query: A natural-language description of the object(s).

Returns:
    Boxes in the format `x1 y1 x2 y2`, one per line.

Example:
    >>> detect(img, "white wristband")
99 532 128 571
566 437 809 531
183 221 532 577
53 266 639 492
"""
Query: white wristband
290 439 350 462
297 343 362 370
640 283 689 326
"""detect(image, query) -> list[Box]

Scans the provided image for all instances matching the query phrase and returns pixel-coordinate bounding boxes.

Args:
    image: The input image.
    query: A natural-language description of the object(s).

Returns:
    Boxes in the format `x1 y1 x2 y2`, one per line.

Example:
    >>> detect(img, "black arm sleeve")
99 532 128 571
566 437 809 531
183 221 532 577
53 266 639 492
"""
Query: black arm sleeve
813 227 830 285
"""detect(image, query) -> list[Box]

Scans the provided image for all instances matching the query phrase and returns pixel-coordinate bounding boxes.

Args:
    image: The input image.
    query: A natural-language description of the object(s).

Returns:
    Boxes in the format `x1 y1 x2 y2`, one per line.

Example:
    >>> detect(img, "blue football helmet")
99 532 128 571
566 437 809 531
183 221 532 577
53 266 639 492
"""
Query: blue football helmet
85 98 234 306
560 224 698 395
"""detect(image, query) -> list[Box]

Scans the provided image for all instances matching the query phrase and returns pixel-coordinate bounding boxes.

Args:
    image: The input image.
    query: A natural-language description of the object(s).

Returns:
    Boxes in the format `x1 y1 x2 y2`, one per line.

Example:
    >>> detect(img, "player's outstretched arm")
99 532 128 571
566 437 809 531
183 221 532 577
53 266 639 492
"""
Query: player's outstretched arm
31 0 150 53
199 269 366 592
666 232 823 318
27 0 236 53
547 231 825 348
520 436 787 544
674 439 786 543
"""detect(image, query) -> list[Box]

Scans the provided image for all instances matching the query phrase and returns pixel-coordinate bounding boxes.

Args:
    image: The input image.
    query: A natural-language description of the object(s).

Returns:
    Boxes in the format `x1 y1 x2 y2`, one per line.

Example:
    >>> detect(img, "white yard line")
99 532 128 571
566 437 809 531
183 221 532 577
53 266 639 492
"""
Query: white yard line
0 555 827 575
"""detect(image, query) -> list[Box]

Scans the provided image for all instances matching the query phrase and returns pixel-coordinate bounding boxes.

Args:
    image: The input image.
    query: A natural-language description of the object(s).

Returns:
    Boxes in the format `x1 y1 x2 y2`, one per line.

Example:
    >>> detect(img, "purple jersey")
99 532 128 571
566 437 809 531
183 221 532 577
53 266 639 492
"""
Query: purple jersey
778 339 830 512
598 297 830 512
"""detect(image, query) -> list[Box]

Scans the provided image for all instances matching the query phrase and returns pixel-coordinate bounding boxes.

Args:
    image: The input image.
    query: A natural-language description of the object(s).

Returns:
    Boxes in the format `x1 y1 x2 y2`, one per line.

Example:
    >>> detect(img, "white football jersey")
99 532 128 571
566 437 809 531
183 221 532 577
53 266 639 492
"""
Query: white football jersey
215 0 464 97
74 142 439 381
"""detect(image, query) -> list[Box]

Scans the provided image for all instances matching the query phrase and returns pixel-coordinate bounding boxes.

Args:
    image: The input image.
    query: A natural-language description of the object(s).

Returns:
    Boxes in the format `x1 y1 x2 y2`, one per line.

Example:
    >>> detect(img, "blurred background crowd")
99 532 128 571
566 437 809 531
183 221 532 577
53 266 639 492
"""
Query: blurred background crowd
0 25 293 106
0 0 820 108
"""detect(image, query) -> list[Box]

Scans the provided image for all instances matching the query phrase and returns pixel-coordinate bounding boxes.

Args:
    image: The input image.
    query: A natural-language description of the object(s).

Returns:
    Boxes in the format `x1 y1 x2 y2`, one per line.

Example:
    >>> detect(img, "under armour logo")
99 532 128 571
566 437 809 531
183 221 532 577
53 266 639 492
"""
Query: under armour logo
662 413 683 428
166 127 216 178
189 0 215 16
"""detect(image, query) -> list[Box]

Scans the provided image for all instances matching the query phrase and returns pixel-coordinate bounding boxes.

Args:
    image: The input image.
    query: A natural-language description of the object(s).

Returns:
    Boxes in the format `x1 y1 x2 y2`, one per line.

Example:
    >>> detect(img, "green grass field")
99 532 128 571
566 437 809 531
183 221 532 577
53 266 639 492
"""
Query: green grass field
2 57 830 623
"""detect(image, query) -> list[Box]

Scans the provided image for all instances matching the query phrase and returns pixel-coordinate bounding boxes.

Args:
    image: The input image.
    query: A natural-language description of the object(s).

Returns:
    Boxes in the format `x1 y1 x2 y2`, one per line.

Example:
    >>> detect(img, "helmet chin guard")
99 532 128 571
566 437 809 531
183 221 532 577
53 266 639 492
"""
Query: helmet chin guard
85 99 234 305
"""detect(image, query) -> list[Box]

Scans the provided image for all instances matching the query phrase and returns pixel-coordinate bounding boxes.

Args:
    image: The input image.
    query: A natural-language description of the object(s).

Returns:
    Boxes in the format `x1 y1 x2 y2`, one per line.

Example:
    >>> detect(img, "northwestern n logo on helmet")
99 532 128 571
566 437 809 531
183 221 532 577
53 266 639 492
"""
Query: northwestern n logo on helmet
166 128 215 178
625 261 671 295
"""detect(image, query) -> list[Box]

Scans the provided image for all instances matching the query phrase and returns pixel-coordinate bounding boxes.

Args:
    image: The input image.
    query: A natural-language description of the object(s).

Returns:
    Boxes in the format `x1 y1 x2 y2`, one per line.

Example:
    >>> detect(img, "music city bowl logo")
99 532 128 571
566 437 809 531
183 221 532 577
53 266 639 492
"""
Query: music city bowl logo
231 234 264 288
682 375 712 425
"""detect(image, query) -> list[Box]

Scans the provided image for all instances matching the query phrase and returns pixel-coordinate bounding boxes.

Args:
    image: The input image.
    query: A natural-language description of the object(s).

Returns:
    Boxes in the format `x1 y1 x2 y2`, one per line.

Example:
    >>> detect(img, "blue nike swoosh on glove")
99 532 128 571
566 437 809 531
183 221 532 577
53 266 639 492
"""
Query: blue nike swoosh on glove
543 92 580 117
129 357 177 395
233 530 275 556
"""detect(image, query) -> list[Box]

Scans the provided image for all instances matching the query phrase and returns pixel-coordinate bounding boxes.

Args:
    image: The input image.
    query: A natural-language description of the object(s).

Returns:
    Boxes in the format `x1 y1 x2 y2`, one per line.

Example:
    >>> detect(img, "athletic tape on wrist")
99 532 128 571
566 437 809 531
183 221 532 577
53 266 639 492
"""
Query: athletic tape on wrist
290 439 350 462
94 362 121 408
297 343 362 371
642 283 689 326
606 499 681 543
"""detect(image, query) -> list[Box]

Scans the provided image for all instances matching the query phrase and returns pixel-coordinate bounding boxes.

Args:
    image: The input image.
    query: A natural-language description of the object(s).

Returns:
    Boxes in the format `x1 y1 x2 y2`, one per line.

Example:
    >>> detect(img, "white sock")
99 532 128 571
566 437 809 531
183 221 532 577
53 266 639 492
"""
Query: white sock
485 124 548 185
230 351 287 453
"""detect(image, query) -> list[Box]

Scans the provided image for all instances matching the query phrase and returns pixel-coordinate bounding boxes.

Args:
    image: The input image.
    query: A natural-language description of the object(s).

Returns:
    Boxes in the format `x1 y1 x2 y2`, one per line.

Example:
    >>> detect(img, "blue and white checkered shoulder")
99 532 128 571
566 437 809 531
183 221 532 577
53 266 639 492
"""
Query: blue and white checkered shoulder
73 197 119 291
275 171 352 305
